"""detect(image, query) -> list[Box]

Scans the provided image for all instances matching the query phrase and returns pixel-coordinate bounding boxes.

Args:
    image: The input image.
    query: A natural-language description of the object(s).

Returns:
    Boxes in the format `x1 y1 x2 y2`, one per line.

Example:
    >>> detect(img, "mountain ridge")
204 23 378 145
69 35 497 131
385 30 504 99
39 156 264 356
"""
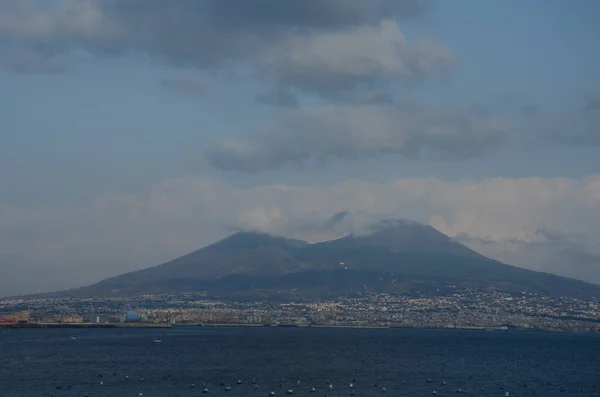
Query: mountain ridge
27 220 600 300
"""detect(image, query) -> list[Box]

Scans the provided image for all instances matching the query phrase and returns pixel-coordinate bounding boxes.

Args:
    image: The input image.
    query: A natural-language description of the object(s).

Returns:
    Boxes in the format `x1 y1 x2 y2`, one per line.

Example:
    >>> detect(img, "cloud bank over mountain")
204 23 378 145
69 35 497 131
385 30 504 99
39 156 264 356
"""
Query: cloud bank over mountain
1 174 599 296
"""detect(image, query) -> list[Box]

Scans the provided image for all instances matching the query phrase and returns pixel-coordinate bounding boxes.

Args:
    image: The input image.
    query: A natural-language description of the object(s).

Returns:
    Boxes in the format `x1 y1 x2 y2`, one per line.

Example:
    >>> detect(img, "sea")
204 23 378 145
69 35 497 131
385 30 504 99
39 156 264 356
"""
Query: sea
0 327 599 397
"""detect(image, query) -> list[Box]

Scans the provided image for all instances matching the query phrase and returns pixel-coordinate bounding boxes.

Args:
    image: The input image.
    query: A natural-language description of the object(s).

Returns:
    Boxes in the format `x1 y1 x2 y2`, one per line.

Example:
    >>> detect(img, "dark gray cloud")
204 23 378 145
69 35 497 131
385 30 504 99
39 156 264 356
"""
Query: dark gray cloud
3 55 68 74
255 88 300 108
325 210 351 228
0 43 70 74
0 0 445 101
583 96 600 112
203 0 431 29
103 0 449 100
206 103 510 173
161 75 206 95
537 100 600 145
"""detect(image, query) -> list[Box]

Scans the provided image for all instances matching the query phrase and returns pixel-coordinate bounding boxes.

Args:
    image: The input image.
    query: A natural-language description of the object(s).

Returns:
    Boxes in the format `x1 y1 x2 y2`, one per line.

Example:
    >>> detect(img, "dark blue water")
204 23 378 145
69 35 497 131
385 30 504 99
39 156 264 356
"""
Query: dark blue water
0 327 599 397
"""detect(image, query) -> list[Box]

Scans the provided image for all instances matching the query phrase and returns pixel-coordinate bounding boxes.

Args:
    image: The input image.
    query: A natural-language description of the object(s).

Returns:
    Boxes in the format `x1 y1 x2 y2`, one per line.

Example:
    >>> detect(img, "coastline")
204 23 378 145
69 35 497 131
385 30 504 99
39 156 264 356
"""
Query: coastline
1 322 594 334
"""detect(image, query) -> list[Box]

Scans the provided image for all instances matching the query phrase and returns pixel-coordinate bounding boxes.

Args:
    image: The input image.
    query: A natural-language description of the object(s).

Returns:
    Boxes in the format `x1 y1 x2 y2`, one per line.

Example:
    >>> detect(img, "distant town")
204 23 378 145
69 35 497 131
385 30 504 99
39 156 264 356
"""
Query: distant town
2 287 600 333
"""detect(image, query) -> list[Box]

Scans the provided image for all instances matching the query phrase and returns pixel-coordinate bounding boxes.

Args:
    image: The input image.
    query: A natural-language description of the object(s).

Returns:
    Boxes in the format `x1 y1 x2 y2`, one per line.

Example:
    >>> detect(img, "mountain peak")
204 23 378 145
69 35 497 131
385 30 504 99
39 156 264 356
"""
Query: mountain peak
354 218 487 260
211 231 308 251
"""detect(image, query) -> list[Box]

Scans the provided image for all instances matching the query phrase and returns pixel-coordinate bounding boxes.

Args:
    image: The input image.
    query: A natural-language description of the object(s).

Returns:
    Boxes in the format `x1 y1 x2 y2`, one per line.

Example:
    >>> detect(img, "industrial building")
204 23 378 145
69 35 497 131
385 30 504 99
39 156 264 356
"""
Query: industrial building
0 311 30 323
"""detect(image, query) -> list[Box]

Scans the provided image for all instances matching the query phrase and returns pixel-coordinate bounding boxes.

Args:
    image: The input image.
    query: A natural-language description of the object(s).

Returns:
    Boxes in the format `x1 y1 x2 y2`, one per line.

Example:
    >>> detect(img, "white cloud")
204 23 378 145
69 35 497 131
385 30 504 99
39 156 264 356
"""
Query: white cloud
1 174 600 295
259 19 454 99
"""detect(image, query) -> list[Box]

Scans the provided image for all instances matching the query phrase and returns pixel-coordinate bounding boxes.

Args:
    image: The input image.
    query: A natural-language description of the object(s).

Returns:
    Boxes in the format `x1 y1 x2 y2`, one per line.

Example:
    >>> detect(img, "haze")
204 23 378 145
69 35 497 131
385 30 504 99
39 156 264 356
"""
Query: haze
1 0 599 297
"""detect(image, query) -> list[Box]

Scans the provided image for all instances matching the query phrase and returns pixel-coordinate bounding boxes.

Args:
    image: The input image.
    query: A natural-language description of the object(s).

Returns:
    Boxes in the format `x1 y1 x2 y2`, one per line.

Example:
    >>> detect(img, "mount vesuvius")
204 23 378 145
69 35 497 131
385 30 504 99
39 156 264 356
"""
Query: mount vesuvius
48 220 600 300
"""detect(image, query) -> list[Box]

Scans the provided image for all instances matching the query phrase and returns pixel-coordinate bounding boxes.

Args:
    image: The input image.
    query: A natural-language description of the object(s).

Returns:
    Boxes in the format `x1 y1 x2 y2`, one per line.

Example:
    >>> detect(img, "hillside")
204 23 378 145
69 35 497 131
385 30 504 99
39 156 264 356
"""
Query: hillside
53 220 600 300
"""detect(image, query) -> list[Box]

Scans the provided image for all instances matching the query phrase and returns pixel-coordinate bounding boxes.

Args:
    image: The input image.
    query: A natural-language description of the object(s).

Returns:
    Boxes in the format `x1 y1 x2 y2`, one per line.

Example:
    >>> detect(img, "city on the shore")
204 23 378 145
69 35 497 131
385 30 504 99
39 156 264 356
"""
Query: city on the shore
1 288 599 333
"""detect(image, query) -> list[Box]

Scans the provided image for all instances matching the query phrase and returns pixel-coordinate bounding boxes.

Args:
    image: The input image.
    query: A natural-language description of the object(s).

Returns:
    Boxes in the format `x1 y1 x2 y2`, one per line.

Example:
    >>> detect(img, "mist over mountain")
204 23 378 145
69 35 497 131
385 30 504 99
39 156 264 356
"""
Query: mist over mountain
43 219 600 301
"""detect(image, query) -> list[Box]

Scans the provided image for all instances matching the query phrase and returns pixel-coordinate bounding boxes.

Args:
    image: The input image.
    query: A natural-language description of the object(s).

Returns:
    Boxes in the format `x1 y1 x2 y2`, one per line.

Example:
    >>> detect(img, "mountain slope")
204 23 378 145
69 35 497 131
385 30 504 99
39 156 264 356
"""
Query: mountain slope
54 221 600 300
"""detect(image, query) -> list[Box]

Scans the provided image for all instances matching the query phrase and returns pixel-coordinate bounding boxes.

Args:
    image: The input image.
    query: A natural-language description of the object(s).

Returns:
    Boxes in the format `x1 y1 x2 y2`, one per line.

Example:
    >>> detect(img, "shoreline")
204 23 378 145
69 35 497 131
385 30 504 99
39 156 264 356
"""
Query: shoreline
1 322 595 334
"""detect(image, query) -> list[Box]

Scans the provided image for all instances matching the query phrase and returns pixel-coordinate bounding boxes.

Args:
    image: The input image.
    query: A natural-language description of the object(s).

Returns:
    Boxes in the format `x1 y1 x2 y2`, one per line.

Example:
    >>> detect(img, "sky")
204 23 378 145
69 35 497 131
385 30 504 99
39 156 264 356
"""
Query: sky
0 0 599 297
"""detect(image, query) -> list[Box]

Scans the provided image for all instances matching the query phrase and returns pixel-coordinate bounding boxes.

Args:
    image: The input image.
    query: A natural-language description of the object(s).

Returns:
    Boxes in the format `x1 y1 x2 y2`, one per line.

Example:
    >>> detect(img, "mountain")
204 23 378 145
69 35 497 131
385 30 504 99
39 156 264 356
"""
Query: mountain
53 220 600 300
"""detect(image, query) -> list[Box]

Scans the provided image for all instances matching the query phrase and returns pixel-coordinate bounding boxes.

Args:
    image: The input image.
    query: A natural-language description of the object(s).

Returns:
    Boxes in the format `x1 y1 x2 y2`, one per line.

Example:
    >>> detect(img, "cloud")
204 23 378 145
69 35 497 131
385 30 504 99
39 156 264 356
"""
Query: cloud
0 0 107 40
202 0 431 28
257 19 454 100
583 96 600 112
0 48 69 74
455 229 600 284
1 174 600 295
255 88 300 108
161 74 206 95
526 98 600 146
0 0 444 101
206 103 511 172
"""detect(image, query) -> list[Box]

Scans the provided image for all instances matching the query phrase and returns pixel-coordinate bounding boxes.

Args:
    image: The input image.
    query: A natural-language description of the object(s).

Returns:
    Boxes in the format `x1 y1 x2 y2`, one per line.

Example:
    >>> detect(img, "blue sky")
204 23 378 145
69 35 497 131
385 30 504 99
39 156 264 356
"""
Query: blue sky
0 0 599 295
